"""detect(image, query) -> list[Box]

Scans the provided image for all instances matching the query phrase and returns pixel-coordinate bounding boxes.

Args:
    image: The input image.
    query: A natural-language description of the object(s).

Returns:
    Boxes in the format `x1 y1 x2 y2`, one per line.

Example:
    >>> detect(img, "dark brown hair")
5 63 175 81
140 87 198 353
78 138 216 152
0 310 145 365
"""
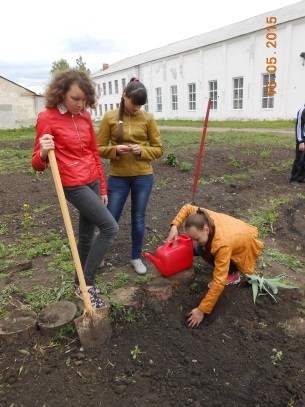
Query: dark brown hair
116 77 147 143
184 208 215 255
44 68 96 109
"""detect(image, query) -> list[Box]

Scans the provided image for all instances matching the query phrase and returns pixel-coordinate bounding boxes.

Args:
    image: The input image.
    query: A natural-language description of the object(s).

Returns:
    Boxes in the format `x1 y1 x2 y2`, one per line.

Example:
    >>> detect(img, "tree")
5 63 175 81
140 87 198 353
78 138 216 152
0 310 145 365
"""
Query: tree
50 56 91 75
50 58 70 74
75 55 91 75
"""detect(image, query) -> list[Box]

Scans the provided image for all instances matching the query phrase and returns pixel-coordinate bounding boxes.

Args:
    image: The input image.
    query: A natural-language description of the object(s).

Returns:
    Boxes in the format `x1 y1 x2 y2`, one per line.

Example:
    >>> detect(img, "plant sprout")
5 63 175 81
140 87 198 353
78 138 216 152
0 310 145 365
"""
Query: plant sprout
246 273 299 304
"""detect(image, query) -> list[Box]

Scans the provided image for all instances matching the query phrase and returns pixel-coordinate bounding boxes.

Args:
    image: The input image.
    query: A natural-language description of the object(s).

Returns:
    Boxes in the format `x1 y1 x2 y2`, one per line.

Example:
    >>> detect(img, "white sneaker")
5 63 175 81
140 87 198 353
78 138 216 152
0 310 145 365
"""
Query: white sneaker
131 259 147 274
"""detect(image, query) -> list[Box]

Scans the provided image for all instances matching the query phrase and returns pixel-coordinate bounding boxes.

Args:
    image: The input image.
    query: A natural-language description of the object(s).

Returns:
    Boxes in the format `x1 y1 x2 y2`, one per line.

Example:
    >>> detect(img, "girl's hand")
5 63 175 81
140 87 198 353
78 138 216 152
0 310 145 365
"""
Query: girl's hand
166 225 178 242
128 144 141 156
40 134 54 160
101 194 108 206
116 145 132 155
187 308 204 327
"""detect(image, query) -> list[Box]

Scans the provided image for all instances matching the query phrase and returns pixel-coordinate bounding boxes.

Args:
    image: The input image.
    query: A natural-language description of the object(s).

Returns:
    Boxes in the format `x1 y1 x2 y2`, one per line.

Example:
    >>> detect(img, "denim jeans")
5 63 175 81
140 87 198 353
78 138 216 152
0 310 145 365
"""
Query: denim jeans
193 243 238 274
106 174 154 259
64 179 119 286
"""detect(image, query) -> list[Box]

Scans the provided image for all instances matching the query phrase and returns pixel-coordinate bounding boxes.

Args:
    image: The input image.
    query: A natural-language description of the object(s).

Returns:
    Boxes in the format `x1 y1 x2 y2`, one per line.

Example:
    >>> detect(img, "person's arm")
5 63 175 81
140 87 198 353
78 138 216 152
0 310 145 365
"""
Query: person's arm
188 245 232 327
98 113 119 159
135 114 163 160
32 112 53 171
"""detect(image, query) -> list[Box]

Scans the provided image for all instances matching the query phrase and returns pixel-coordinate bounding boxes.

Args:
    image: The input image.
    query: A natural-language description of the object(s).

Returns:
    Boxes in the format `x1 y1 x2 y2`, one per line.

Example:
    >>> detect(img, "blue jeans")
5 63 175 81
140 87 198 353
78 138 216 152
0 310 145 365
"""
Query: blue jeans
106 174 154 259
64 179 119 286
193 243 238 274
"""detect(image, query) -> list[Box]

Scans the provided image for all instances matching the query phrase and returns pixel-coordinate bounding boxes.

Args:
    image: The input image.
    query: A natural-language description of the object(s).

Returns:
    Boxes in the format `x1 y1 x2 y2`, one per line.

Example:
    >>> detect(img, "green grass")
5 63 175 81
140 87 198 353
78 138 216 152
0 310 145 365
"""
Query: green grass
156 119 295 129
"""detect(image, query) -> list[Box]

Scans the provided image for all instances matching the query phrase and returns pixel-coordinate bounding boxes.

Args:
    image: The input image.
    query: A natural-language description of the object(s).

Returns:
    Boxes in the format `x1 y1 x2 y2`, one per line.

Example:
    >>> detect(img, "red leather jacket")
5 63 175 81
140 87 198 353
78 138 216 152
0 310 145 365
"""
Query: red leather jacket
32 107 107 195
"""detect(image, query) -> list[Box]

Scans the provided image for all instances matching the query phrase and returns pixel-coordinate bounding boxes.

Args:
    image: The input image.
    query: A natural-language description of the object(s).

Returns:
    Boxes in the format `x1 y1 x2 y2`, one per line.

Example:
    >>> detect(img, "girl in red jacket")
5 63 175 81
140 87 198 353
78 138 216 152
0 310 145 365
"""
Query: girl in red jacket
32 69 119 309
167 204 264 327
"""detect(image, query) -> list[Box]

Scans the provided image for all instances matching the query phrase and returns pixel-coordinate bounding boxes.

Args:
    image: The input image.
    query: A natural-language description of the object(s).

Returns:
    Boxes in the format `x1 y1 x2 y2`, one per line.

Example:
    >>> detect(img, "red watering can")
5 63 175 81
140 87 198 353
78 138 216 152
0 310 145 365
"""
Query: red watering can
143 234 194 277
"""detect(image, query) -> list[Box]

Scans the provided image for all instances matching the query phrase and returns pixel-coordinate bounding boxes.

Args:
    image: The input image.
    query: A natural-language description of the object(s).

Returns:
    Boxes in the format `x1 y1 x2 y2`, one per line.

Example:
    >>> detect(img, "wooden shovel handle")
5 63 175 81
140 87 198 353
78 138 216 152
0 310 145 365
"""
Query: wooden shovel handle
48 149 93 315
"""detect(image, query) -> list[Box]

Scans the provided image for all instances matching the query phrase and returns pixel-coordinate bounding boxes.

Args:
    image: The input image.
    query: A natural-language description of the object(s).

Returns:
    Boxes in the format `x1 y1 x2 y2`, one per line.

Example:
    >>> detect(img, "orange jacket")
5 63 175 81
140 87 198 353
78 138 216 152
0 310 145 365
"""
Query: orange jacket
170 204 264 314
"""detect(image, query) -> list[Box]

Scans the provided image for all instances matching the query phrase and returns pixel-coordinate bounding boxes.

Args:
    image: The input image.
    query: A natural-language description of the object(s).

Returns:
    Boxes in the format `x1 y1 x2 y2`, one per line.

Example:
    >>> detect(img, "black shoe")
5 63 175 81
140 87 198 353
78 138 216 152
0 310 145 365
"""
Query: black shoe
289 181 301 188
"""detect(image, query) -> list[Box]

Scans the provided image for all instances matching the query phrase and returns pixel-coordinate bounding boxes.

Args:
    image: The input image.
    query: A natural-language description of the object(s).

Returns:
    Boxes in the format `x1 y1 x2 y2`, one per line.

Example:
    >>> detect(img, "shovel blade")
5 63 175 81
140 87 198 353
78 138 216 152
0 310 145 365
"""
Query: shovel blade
74 308 112 349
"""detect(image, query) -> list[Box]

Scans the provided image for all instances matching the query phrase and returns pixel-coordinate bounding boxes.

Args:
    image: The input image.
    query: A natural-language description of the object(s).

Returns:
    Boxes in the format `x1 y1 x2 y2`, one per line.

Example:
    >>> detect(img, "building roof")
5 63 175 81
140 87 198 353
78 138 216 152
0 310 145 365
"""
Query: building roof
0 75 40 95
92 0 305 78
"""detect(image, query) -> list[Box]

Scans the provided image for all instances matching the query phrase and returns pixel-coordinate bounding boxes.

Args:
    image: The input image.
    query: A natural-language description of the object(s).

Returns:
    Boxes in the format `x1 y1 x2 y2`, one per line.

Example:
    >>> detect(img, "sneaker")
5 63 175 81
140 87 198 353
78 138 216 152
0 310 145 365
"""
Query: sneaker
130 259 147 274
74 285 107 309
289 181 301 188
208 272 241 288
74 284 103 296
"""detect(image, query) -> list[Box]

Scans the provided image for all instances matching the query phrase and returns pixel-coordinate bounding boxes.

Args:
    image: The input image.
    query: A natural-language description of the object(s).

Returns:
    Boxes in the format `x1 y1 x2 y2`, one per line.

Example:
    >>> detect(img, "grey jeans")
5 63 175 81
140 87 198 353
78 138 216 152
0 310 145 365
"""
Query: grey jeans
64 179 119 286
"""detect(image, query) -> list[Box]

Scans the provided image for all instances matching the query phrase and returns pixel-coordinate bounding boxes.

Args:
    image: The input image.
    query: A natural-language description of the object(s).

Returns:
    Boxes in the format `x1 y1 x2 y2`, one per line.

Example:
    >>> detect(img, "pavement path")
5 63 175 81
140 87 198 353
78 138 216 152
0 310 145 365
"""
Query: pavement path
158 125 294 135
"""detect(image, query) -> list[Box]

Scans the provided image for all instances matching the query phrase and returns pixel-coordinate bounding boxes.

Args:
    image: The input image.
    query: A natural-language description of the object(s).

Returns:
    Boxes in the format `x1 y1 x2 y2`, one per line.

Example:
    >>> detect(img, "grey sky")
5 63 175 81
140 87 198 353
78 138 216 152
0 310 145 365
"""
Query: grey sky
0 0 300 93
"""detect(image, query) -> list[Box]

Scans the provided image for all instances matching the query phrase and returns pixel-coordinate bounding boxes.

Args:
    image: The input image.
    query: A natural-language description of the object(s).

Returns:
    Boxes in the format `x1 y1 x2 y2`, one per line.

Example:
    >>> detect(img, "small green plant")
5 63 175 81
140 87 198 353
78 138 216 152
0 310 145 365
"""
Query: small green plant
164 153 178 167
271 348 282 365
157 178 169 185
130 345 141 360
198 178 208 184
246 273 299 304
228 154 243 168
0 224 8 235
188 282 199 293
180 161 192 172
259 143 271 158
258 321 267 329
297 299 305 316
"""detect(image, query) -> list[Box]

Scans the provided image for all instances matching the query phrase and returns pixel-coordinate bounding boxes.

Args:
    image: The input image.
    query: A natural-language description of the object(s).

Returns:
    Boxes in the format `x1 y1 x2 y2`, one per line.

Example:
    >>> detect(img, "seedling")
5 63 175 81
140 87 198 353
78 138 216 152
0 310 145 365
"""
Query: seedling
180 161 192 172
271 348 282 365
164 153 179 167
130 345 141 360
246 273 299 304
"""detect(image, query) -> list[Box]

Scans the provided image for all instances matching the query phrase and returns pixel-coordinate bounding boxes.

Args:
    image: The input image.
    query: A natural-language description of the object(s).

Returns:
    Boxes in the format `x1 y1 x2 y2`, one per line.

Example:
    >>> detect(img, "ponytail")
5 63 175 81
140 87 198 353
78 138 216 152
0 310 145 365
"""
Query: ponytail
185 208 215 255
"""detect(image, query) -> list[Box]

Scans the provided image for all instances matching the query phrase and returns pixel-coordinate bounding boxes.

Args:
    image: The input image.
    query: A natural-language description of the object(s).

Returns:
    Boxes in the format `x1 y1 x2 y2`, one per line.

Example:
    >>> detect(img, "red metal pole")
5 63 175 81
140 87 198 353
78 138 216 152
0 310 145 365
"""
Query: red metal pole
191 98 211 204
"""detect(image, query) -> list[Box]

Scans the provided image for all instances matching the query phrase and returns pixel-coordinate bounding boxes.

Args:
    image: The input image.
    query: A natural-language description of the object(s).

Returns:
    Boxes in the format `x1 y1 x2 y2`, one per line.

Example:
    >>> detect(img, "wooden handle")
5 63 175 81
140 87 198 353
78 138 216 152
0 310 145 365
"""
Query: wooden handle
48 149 93 315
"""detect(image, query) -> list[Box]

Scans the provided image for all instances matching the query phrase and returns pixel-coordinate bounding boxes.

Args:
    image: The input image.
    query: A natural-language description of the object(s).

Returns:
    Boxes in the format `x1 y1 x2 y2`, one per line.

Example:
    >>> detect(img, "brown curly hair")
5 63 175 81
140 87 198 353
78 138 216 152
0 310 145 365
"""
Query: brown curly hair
44 69 96 109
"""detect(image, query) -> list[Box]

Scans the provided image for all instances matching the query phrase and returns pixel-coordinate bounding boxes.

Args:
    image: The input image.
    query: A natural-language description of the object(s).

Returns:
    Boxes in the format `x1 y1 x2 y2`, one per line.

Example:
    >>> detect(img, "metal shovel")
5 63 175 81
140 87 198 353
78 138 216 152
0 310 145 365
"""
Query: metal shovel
48 149 112 349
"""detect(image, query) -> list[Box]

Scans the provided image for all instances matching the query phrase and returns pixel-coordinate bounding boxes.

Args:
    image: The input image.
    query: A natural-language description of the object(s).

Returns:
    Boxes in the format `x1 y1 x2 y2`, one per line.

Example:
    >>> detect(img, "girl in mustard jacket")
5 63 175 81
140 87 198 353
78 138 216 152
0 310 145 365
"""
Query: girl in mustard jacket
167 204 264 327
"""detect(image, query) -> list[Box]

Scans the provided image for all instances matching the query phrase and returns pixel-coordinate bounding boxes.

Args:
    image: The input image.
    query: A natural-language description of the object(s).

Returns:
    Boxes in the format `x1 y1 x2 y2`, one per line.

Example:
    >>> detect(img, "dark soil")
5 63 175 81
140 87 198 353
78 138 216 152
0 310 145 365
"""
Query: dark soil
0 128 305 407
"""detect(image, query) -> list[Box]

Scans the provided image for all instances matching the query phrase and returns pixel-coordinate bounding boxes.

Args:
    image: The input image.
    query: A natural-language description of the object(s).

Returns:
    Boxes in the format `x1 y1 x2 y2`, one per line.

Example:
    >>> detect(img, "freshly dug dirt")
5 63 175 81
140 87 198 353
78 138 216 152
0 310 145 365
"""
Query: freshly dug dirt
0 128 304 407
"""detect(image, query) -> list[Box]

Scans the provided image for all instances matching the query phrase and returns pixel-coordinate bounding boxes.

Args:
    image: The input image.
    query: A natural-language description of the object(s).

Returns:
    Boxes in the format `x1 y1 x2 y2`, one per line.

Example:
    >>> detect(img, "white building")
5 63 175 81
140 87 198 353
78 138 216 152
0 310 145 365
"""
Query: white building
91 1 305 122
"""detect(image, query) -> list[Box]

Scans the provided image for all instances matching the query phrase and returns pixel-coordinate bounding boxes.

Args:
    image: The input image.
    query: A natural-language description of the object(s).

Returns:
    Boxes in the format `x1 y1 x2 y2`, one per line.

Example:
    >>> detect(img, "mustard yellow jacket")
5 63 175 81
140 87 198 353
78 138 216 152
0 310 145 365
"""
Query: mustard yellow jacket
98 109 163 176
171 204 264 314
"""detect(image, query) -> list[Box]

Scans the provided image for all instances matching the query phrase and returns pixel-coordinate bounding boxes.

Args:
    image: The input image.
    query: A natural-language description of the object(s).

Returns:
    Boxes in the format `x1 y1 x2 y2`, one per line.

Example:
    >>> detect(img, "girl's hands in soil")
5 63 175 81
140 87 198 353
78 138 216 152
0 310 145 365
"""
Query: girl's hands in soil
167 225 178 242
188 308 204 327
40 134 54 160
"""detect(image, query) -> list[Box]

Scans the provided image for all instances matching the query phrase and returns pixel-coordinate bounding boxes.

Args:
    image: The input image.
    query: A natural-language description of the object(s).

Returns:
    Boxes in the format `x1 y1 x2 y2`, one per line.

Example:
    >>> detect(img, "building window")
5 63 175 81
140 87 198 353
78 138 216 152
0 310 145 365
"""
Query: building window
171 85 178 111
104 104 108 112
262 73 276 109
110 104 113 110
99 104 102 115
102 83 106 95
156 88 162 112
108 81 112 95
188 83 196 111
233 77 243 109
116 103 119 109
144 101 149 112
97 84 101 96
122 78 126 91
115 80 119 94
209 81 218 110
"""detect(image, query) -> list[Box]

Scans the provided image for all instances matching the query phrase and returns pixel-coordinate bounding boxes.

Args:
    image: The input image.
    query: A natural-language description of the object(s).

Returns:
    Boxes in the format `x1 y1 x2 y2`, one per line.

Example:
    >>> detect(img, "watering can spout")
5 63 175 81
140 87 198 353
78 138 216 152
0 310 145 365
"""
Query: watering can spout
143 252 162 271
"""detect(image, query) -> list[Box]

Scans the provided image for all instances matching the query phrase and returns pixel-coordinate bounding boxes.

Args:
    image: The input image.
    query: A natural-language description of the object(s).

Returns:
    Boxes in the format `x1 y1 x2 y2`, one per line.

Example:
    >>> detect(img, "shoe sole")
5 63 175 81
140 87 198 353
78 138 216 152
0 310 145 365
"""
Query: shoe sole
208 277 241 289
